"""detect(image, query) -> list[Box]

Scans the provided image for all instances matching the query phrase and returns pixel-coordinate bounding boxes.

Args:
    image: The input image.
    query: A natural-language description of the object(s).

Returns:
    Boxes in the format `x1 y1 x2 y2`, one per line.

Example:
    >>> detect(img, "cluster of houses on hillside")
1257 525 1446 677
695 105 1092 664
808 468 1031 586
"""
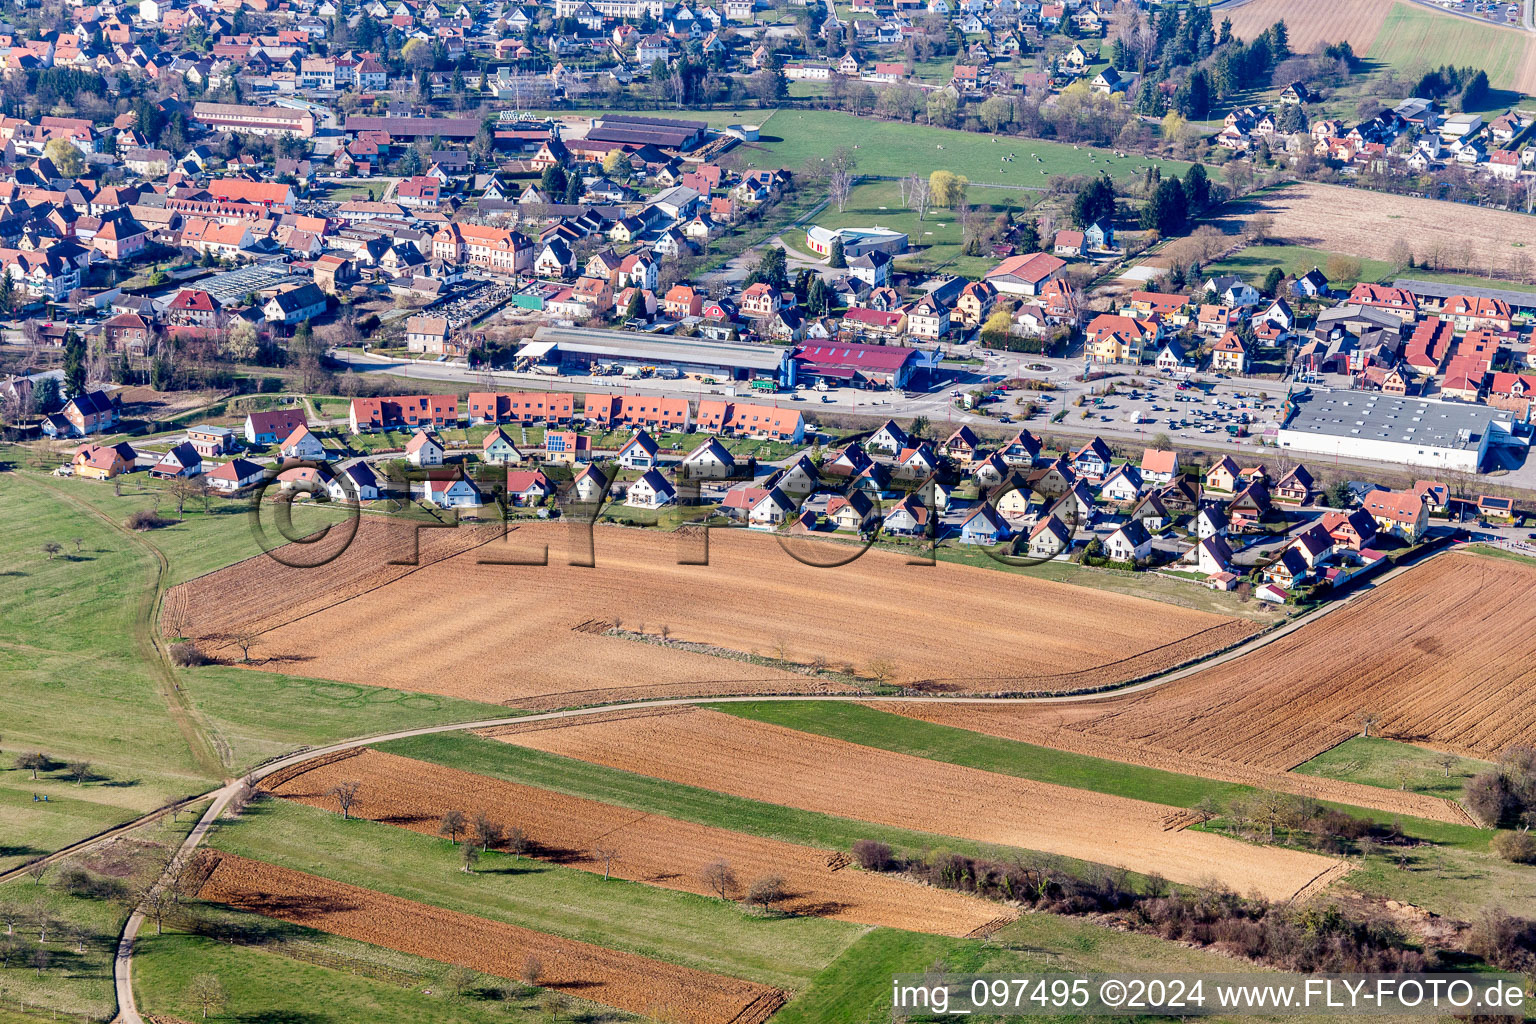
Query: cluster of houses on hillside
1218 93 1534 180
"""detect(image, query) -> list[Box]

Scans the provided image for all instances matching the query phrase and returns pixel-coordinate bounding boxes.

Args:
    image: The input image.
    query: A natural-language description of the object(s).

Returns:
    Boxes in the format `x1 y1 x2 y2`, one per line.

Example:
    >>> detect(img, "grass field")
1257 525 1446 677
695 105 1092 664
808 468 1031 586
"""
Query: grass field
746 109 1192 185
1 470 515 869
0 798 207 1019
210 798 862 990
1293 737 1493 802
0 474 215 872
1367 2 1536 97
780 180 1041 279
1207 242 1536 296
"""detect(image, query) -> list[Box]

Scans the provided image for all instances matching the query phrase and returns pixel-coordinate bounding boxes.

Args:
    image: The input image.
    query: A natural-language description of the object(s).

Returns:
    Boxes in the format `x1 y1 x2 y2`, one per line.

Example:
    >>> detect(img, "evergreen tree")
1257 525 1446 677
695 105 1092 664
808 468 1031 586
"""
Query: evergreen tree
1140 178 1189 236
1262 266 1284 297
828 238 846 268
563 173 582 204
1182 163 1209 214
63 330 86 398
1017 217 1040 252
1070 174 1116 229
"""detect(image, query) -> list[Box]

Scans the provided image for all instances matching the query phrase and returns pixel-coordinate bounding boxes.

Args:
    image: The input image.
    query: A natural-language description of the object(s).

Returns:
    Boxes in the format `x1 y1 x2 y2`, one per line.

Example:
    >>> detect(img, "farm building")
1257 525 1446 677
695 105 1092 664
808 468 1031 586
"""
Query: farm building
1277 389 1520 473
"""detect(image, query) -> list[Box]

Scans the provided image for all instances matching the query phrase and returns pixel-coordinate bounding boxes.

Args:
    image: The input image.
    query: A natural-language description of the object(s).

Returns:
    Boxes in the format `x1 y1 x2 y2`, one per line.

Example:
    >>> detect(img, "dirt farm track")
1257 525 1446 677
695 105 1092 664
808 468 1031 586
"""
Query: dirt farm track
882 552 1536 778
193 850 785 1024
162 520 1252 705
264 745 1007 937
486 709 1345 900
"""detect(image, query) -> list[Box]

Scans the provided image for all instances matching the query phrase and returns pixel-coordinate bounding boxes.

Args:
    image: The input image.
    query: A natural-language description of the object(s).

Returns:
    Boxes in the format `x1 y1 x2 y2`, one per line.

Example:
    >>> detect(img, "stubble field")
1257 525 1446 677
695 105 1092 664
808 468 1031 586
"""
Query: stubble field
889 553 1536 777
1226 183 1536 277
484 710 1344 900
192 850 786 1024
262 745 1006 936
163 520 1251 704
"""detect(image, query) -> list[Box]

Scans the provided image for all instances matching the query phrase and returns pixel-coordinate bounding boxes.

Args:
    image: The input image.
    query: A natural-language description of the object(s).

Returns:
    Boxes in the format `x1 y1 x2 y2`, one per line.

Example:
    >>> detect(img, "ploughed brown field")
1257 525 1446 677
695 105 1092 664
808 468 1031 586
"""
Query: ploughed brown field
484 709 1343 901
192 850 785 1024
889 552 1536 774
163 519 1251 705
264 745 1008 937
866 703 1471 825
1224 0 1394 53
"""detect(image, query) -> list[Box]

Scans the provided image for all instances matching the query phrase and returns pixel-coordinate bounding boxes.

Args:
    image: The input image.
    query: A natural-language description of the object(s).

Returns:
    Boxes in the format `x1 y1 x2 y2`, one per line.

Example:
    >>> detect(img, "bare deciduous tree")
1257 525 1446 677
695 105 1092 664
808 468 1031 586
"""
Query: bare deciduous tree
41 542 62 560
219 628 261 663
461 842 480 873
1358 711 1381 739
1435 753 1459 778
744 875 787 914
187 972 227 1019
907 173 930 222
520 954 543 988
471 812 504 852
439 809 467 844
15 751 48 779
327 780 362 819
505 826 529 860
593 845 618 881
66 760 91 784
865 658 897 686
701 859 738 899
827 164 854 214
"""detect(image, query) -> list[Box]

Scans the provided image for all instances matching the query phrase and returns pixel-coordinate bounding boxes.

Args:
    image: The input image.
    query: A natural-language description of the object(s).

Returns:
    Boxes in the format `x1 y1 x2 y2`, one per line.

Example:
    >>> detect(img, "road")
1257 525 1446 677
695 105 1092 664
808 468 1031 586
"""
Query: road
328 344 1536 491
101 542 1448 1023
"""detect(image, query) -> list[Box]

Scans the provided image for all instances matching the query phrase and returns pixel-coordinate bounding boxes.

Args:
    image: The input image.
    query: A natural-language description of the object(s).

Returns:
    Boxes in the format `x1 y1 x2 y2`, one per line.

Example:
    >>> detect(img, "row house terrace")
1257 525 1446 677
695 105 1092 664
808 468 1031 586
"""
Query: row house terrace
349 394 461 433
466 390 577 425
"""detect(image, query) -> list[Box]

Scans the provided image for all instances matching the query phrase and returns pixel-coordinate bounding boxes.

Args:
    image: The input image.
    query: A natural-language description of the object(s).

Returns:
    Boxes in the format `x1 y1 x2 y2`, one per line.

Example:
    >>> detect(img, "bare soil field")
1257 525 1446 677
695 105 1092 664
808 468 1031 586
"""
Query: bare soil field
890 553 1536 776
264 746 1006 936
164 520 1249 704
192 850 785 1024
1222 0 1394 54
485 710 1342 901
868 704 1470 825
1223 183 1536 278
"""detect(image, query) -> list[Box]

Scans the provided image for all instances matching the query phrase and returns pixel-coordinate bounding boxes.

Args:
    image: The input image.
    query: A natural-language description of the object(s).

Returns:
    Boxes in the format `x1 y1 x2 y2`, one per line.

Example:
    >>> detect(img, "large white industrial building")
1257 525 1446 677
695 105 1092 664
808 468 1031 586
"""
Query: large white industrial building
1277 389 1523 473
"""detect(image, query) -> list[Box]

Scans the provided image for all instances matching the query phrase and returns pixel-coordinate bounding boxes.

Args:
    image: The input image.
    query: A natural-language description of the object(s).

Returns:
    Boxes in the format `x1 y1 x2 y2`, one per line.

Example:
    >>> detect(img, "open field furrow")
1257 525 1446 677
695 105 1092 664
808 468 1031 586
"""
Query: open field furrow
484 710 1343 900
863 703 1468 824
193 850 785 1024
262 747 1006 936
879 552 1536 774
163 521 1248 701
1223 0 1395 54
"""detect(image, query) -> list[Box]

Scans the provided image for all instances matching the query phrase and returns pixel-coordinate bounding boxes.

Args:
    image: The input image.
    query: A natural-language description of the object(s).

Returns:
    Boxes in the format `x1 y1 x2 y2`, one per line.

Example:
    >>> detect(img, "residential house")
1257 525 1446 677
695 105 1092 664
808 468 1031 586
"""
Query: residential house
405 429 446 466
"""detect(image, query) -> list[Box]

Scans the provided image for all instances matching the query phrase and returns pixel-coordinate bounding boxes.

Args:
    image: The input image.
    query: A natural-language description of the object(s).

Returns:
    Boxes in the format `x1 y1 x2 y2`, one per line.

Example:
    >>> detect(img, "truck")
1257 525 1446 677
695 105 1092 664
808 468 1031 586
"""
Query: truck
1226 424 1248 437
620 364 643 378
535 364 561 376
750 378 777 393
656 367 682 380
